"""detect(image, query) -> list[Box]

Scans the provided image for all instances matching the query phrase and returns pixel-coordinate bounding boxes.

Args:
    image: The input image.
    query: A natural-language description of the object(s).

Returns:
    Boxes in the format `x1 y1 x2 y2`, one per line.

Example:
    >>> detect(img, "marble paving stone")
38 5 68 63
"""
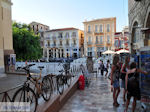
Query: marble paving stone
60 75 141 112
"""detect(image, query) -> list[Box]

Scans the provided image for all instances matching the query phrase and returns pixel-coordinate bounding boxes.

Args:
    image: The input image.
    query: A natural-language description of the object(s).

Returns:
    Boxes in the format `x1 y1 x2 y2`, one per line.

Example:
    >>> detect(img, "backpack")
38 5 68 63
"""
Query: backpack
127 72 139 92
100 64 105 70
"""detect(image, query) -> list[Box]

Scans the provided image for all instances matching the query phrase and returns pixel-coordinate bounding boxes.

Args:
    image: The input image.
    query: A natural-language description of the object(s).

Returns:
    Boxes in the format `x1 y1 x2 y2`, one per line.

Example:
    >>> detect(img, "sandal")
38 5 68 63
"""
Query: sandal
113 102 119 107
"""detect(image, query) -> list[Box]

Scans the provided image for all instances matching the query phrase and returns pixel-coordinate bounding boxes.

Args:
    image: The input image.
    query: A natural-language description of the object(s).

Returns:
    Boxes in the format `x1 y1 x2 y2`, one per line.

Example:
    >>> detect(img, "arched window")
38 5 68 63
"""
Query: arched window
132 22 138 44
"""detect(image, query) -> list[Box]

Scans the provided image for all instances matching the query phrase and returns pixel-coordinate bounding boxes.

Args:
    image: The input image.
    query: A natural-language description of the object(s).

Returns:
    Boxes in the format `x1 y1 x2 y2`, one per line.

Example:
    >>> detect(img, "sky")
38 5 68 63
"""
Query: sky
11 0 128 32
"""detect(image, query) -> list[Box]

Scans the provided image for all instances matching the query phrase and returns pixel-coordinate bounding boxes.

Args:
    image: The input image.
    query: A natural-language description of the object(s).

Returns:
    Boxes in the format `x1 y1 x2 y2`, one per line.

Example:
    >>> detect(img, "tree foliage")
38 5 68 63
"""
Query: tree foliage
13 22 42 61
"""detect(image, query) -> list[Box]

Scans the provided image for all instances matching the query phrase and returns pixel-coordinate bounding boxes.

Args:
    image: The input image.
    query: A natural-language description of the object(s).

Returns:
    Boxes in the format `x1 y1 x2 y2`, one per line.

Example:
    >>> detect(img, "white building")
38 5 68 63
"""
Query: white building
43 28 84 61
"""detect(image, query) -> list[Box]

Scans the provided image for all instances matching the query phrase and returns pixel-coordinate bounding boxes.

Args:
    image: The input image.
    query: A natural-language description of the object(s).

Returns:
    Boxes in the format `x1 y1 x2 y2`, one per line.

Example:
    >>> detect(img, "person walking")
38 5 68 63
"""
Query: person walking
98 60 102 75
120 56 130 102
100 61 105 76
105 60 110 77
124 62 148 112
110 54 120 107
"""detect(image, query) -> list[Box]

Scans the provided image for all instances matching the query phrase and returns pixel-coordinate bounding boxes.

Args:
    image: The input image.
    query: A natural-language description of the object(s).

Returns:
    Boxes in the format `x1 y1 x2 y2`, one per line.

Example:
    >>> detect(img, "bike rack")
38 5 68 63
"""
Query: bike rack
0 84 23 102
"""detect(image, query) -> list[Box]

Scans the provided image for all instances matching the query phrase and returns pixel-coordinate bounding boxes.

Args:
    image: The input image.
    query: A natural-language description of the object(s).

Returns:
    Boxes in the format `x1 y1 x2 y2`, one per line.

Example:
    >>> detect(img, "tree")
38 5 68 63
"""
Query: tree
13 22 42 61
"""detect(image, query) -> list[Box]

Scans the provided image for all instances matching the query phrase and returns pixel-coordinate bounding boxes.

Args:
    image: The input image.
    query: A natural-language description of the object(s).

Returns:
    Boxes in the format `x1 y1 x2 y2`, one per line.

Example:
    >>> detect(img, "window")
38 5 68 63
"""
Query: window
107 35 110 43
66 39 69 45
115 40 119 47
87 47 92 51
100 25 103 32
72 32 76 37
88 25 91 32
73 40 76 45
107 24 110 32
58 32 63 38
88 36 92 43
73 49 77 51
65 32 69 38
100 36 103 44
95 25 98 32
33 25 34 31
53 41 56 46
2 7 3 20
37 25 38 31
96 36 99 43
47 41 50 46
60 41 62 45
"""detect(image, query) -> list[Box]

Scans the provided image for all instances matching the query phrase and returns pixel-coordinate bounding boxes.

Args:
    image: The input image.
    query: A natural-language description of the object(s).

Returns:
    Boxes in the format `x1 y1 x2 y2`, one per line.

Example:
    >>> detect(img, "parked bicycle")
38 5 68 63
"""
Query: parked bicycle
56 62 74 94
12 64 51 112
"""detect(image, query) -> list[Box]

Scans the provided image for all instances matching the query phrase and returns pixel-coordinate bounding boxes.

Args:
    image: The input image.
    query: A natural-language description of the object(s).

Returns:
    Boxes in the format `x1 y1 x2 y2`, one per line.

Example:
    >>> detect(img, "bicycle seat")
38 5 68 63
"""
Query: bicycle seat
38 66 44 69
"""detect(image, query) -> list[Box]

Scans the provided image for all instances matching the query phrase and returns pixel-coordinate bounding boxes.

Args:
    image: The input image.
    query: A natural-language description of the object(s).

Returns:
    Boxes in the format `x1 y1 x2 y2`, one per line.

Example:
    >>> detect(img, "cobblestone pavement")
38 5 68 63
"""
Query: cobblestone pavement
60 76 142 112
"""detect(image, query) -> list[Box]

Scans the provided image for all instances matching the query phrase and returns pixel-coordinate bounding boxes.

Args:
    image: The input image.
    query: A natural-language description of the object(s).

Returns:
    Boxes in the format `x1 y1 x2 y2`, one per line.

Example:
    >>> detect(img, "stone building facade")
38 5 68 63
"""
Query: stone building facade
43 28 84 61
83 17 116 58
114 26 129 51
30 22 50 49
128 0 150 54
0 0 13 75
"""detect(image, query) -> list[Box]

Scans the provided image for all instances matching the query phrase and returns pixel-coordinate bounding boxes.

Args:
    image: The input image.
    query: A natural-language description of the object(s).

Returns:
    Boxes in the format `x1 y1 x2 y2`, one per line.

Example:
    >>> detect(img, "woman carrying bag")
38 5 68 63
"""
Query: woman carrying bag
121 56 130 102
124 62 148 112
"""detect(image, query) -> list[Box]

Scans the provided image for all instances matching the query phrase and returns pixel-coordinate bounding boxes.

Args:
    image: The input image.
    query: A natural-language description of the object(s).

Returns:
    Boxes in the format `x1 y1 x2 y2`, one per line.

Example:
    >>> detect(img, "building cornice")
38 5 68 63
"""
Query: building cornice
2 0 13 5
83 17 116 24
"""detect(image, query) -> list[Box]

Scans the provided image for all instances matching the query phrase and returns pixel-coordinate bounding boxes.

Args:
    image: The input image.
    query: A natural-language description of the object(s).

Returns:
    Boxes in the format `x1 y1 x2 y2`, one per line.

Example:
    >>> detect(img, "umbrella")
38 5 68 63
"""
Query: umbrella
102 50 116 54
116 49 129 54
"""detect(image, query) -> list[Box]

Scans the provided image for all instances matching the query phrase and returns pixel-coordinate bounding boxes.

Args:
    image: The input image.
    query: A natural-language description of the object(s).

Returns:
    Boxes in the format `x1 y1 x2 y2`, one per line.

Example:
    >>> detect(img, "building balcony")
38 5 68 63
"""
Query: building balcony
87 31 92 33
71 44 77 47
45 37 50 40
94 32 104 35
71 35 76 38
87 42 92 45
51 44 56 47
106 43 112 46
65 44 70 47
58 36 63 38
58 44 63 47
52 36 56 40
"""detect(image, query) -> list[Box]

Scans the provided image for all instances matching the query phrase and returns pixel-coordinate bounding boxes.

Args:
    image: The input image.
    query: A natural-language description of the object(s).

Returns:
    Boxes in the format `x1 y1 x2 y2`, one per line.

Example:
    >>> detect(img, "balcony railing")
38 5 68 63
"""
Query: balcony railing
65 44 70 47
87 31 91 33
87 42 92 45
58 36 63 38
71 43 77 47
71 35 76 38
45 37 50 40
58 44 63 47
52 36 56 39
51 44 56 47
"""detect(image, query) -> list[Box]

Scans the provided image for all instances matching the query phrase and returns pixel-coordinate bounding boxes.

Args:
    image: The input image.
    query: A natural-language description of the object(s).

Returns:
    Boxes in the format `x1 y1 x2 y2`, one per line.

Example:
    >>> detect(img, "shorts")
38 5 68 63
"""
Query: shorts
113 79 120 88
121 80 125 89
105 68 108 72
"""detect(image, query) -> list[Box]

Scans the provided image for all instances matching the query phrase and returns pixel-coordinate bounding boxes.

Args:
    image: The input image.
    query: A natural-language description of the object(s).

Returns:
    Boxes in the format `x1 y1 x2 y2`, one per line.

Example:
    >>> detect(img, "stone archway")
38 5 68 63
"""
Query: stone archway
131 21 138 54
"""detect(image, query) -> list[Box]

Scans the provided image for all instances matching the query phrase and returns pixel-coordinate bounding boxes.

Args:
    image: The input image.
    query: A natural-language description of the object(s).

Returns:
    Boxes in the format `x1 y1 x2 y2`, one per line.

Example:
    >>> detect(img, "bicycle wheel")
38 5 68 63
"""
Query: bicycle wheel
42 76 52 101
12 87 37 112
66 74 72 87
57 75 64 95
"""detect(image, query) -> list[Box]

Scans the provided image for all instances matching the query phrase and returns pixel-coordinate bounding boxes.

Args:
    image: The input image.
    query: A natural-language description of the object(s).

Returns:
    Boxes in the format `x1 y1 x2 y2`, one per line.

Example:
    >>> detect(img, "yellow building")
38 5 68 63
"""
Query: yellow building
83 17 116 58
0 0 13 74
